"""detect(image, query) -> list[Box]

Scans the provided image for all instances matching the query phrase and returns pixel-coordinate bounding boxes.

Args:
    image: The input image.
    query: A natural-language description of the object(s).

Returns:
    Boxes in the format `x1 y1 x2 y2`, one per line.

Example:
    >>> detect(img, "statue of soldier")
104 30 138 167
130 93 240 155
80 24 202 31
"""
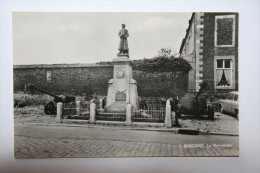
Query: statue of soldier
118 24 129 55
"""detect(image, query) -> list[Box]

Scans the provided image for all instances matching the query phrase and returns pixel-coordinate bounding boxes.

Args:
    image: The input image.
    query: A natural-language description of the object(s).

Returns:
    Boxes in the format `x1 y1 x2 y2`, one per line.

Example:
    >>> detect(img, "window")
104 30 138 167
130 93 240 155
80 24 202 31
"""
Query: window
215 15 235 47
214 56 235 89
216 59 232 87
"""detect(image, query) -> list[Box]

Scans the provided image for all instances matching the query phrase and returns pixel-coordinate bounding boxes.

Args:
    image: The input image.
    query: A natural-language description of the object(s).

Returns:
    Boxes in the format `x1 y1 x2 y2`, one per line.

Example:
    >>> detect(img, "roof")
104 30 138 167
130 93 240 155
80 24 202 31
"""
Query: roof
179 13 195 54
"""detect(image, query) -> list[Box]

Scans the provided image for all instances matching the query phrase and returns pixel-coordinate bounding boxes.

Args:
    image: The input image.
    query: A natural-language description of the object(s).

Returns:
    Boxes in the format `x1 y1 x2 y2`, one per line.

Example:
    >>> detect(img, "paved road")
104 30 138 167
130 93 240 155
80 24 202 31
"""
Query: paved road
14 124 239 158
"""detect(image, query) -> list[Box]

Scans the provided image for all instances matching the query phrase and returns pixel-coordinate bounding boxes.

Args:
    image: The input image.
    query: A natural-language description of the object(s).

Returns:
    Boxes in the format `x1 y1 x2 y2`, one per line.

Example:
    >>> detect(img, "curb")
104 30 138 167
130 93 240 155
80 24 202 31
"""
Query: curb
18 122 238 136
176 128 238 136
208 132 239 136
177 128 209 135
19 122 179 133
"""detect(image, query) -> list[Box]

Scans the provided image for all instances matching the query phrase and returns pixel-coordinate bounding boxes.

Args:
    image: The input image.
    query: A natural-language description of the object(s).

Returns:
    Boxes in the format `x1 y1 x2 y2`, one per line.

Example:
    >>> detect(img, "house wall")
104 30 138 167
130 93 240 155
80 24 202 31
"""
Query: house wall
180 12 239 93
181 53 195 92
180 15 196 92
181 19 195 56
202 13 239 92
13 64 189 98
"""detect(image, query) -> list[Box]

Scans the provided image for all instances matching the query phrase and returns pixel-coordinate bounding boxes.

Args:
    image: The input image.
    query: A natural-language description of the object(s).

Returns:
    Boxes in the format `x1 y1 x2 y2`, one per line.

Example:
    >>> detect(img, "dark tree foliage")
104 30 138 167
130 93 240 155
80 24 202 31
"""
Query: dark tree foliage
132 56 191 73
97 48 192 73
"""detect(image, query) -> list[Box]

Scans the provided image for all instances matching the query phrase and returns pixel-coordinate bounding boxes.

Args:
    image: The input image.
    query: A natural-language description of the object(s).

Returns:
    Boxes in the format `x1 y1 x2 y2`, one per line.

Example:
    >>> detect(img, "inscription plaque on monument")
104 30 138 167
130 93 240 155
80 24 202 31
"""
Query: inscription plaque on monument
115 92 126 101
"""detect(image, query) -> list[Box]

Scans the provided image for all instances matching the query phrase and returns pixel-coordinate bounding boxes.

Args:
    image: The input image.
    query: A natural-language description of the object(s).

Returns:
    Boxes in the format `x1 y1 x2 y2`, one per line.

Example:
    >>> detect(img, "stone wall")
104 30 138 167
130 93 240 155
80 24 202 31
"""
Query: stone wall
13 64 188 98
14 64 113 96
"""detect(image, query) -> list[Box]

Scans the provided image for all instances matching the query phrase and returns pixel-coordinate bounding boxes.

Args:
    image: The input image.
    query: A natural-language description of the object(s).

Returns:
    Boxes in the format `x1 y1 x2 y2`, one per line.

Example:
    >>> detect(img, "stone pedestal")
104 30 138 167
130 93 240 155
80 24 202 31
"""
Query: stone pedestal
106 55 138 111
55 102 63 123
89 101 96 123
165 100 172 128
125 104 132 125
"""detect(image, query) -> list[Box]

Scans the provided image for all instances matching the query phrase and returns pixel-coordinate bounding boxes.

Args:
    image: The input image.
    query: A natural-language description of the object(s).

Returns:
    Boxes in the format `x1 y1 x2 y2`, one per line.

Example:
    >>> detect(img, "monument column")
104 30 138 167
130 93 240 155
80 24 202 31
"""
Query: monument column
106 24 138 111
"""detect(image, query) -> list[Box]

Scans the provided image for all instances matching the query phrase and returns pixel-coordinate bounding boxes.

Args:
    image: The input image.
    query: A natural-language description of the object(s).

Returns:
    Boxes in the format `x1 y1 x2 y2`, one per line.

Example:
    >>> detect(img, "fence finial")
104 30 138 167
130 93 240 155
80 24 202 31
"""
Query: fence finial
166 99 170 106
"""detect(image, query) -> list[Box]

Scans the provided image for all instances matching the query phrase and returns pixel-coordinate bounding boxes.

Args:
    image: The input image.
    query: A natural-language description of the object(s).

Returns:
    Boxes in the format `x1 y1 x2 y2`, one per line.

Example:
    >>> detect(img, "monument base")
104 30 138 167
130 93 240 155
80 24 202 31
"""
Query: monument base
112 55 131 63
117 53 129 58
107 101 127 111
106 55 138 111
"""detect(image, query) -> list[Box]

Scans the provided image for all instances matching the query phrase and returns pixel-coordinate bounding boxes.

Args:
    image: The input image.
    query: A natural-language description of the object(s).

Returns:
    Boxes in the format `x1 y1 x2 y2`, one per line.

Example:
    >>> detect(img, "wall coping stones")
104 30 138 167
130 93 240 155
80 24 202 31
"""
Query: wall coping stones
13 63 113 69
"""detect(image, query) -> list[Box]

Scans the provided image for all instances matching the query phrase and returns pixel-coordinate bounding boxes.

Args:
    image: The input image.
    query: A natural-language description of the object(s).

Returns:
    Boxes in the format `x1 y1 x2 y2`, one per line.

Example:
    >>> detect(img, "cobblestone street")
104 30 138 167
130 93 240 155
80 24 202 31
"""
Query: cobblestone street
15 136 238 158
14 124 239 158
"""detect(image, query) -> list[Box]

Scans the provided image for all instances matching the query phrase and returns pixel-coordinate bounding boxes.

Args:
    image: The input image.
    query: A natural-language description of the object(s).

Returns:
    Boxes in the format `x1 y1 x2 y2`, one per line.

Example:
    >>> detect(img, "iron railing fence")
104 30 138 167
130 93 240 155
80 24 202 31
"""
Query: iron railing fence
62 103 90 120
81 103 90 116
62 103 76 116
61 103 166 123
96 110 126 122
132 107 166 123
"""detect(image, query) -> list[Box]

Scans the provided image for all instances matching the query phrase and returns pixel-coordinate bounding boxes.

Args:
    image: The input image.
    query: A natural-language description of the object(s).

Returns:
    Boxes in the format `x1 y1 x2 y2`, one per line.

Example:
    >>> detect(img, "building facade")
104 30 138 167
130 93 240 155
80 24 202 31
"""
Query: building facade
179 12 238 93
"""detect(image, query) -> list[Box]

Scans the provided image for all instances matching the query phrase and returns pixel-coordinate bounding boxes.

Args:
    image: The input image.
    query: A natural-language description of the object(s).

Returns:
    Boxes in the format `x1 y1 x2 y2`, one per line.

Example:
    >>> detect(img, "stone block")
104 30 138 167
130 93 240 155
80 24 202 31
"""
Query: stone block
89 103 96 123
55 102 63 123
108 101 127 111
164 102 172 128
125 104 132 125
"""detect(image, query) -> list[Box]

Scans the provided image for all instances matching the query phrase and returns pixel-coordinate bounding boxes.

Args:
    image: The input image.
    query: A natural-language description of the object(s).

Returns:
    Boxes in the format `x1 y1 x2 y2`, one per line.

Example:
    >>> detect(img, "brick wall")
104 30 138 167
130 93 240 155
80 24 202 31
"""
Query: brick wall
203 13 239 92
13 64 188 98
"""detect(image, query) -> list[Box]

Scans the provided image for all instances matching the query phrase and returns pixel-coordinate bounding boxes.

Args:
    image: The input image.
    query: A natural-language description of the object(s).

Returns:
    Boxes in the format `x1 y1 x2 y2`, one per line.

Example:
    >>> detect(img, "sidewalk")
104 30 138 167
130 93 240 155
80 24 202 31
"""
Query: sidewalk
18 120 239 136
14 106 239 136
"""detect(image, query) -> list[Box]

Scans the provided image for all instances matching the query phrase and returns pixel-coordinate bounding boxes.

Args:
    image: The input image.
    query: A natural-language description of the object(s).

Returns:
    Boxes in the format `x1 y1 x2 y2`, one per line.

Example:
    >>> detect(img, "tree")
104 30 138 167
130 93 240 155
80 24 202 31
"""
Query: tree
157 47 172 58
132 48 192 73
97 48 192 73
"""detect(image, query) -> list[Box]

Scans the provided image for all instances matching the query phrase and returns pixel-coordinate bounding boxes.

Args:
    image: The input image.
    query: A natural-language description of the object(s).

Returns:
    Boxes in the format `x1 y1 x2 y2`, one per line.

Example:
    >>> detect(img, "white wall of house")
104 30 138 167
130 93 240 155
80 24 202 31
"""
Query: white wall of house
180 13 204 92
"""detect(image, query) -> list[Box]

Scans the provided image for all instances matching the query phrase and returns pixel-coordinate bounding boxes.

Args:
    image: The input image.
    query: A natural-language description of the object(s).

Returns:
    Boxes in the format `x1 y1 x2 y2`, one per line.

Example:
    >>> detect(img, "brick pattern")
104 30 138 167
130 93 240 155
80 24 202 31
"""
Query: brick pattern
15 136 238 158
13 66 188 98
203 13 239 92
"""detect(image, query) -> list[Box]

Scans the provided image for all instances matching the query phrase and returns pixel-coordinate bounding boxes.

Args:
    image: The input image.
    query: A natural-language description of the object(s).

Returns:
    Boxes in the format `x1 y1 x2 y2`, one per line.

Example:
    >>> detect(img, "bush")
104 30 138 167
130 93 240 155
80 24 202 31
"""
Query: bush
97 48 192 73
132 57 191 73
14 92 52 107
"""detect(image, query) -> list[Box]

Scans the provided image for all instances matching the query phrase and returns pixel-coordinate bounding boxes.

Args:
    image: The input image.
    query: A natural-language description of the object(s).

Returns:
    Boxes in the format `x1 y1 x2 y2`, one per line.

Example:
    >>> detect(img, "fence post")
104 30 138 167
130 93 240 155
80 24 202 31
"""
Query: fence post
76 101 81 115
165 100 172 128
125 104 132 125
55 102 63 123
82 95 86 105
99 99 104 111
89 100 96 123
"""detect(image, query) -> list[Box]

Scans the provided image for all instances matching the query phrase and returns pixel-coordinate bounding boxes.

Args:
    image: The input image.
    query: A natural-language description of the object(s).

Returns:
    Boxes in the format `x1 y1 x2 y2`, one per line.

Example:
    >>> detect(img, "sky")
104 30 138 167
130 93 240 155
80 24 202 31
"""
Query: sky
13 12 192 65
